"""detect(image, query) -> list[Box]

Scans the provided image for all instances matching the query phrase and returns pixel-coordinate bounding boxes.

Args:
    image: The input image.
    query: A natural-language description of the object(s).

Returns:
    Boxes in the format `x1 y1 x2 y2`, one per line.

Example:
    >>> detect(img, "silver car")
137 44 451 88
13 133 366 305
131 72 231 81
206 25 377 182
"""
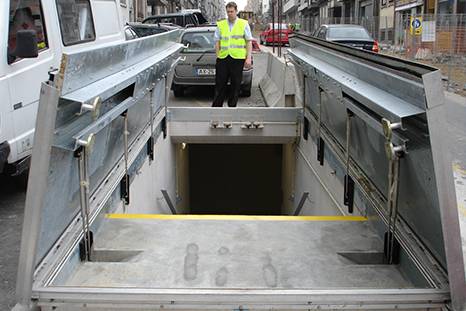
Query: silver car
172 26 253 97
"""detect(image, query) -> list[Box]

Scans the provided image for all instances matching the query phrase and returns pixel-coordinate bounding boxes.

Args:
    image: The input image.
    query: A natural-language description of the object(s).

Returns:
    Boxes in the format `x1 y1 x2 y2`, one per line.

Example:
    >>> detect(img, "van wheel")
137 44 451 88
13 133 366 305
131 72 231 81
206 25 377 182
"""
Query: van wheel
173 86 184 97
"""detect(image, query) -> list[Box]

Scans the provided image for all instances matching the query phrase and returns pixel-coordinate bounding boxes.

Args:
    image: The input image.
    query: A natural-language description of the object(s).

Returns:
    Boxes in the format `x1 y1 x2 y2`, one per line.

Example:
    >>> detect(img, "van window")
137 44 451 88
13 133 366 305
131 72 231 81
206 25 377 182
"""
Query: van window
8 0 48 63
56 0 96 46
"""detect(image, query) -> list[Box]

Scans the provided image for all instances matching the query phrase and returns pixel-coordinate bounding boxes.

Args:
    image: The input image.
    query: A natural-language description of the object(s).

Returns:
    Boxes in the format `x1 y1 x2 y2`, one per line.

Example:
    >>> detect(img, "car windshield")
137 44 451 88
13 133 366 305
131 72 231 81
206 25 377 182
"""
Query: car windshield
327 27 372 40
182 32 215 52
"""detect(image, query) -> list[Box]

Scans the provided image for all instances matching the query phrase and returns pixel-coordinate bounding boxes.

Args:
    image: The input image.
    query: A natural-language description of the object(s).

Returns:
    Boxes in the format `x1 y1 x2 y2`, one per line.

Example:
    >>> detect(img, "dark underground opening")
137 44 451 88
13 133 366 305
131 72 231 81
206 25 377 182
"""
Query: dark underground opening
189 144 283 215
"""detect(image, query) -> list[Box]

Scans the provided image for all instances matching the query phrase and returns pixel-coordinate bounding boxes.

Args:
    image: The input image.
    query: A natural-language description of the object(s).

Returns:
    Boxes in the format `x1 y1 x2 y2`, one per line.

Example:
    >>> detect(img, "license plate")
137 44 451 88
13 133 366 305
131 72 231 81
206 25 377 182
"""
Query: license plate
197 68 215 75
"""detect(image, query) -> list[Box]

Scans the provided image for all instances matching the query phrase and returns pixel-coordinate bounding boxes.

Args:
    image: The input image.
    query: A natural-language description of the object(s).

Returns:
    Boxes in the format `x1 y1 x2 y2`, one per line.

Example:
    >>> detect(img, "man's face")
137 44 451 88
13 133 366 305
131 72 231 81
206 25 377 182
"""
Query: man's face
226 7 237 21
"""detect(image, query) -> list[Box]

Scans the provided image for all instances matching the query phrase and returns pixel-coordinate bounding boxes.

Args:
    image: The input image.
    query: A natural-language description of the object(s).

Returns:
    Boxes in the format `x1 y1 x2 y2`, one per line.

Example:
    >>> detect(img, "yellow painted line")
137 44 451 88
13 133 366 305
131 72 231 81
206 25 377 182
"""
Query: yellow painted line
459 203 466 218
453 162 466 175
105 214 367 221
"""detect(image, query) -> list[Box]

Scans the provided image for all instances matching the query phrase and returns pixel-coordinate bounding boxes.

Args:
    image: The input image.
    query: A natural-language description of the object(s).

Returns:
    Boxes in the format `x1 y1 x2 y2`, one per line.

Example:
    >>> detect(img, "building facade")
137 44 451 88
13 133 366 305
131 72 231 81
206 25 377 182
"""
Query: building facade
126 0 224 22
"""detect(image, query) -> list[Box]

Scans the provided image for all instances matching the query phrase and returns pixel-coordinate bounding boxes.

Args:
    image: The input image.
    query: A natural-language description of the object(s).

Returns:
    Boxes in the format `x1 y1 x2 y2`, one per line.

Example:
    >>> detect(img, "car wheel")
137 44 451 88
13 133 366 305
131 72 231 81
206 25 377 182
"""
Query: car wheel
173 85 184 97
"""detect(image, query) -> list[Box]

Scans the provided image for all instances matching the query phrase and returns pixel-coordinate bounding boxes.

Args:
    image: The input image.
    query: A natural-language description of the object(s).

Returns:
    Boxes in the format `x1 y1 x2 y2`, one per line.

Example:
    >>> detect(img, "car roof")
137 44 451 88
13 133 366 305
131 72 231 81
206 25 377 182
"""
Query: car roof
321 24 367 29
127 22 168 28
181 9 202 13
144 12 208 24
145 12 193 18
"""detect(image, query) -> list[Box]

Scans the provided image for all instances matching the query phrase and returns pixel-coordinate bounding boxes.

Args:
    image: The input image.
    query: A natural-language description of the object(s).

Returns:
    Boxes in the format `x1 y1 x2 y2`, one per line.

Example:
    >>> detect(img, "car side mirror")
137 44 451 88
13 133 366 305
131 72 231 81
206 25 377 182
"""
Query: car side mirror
8 29 39 64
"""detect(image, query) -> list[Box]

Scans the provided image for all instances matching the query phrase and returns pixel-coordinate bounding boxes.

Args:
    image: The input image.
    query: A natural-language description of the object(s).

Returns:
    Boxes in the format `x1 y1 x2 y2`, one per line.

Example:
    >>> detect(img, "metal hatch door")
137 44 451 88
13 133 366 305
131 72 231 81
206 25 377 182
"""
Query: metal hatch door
289 34 466 310
13 30 184 310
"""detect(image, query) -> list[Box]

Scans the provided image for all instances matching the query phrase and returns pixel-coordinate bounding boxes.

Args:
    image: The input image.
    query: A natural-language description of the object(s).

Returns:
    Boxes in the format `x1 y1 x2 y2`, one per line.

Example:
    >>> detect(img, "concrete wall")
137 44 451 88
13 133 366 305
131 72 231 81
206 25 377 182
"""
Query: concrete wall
294 133 349 216
115 132 180 214
259 52 296 107
281 143 296 215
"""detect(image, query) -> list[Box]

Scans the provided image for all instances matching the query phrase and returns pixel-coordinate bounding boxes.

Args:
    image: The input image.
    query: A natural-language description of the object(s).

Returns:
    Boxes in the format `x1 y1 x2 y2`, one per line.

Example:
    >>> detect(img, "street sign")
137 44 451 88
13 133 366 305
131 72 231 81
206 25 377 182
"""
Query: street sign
410 16 422 35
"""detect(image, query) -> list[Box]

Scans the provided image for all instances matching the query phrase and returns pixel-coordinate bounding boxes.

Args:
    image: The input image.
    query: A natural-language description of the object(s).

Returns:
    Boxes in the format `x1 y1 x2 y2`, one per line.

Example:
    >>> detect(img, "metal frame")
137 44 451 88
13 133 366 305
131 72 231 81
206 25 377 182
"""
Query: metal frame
14 30 183 311
33 287 449 310
423 71 466 310
289 34 465 309
303 108 448 289
32 107 167 289
15 28 465 311
15 82 60 309
168 107 301 144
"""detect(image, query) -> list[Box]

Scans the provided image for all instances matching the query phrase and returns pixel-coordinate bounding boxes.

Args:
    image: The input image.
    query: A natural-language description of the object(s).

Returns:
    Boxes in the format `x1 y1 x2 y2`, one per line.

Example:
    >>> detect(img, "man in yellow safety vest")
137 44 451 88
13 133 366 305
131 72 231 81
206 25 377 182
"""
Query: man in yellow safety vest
212 1 253 107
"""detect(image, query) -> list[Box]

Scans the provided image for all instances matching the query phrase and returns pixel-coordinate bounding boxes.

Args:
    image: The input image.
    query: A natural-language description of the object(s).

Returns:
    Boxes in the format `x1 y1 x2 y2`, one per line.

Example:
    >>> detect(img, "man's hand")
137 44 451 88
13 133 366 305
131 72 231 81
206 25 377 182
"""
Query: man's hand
244 56 252 69
244 40 253 69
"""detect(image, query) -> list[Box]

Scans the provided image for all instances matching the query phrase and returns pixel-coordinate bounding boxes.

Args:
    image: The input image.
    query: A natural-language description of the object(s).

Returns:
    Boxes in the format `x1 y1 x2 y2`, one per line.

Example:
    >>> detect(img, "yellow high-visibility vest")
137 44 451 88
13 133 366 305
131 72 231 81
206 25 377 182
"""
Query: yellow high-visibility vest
217 18 247 59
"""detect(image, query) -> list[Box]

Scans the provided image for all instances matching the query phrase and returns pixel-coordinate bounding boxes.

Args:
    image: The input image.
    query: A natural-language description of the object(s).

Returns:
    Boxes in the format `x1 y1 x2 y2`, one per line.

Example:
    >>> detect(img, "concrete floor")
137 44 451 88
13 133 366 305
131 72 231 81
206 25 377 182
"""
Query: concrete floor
65 217 411 289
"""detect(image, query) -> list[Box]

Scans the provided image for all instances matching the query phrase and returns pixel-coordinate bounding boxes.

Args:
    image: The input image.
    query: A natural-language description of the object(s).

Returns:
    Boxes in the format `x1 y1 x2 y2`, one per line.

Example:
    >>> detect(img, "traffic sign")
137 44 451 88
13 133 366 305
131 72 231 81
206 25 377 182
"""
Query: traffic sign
410 16 423 35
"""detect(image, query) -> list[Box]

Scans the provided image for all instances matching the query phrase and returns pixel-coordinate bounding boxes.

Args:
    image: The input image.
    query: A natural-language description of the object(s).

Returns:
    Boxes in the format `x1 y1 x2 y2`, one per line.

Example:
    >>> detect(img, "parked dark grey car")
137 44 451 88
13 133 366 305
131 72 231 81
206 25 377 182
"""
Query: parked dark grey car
143 10 208 28
172 26 253 97
124 23 180 40
313 24 379 52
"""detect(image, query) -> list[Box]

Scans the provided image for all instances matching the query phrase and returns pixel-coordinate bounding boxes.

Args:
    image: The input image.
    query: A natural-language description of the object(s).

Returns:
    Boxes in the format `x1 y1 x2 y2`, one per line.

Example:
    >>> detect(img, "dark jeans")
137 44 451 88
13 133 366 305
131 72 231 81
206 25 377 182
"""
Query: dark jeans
212 56 245 107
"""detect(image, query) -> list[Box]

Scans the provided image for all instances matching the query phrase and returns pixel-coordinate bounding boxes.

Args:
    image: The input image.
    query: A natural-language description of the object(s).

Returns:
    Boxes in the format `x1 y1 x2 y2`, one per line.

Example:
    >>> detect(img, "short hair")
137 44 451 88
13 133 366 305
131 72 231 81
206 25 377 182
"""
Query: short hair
226 2 238 10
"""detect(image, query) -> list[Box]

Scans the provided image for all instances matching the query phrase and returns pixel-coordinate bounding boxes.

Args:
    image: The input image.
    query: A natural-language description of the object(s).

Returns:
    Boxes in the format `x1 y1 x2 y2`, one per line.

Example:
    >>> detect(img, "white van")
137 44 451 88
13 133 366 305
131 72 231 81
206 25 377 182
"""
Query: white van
0 0 128 175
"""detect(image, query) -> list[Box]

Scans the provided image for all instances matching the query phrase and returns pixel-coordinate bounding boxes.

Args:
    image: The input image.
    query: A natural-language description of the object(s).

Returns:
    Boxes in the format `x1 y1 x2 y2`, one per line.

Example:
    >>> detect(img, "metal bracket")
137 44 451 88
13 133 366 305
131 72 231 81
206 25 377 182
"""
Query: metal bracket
79 96 101 120
317 137 325 166
161 189 177 214
240 121 264 129
303 116 309 140
210 121 233 129
79 231 93 261
147 137 154 161
384 231 401 264
293 192 309 216
76 133 95 155
382 118 403 141
120 174 130 205
344 175 355 214
161 117 167 139
385 141 406 161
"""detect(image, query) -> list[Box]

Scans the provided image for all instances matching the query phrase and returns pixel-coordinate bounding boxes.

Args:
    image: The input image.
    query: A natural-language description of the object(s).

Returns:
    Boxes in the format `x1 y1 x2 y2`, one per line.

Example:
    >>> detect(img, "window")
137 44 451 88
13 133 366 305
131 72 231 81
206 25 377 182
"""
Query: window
328 27 372 40
124 27 137 40
187 15 197 26
56 0 96 46
8 0 48 63
317 27 327 39
269 23 289 30
181 32 215 52
458 0 466 13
